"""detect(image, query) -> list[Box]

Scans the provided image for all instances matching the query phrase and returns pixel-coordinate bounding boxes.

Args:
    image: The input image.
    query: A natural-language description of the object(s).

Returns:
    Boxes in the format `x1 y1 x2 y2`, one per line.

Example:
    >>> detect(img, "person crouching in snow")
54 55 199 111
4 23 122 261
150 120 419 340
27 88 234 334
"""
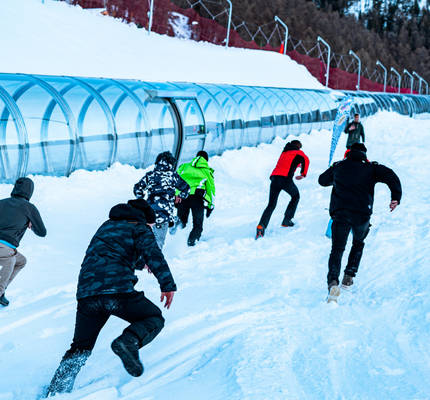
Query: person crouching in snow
0 177 46 307
175 150 215 246
45 199 176 397
256 140 309 239
134 151 190 249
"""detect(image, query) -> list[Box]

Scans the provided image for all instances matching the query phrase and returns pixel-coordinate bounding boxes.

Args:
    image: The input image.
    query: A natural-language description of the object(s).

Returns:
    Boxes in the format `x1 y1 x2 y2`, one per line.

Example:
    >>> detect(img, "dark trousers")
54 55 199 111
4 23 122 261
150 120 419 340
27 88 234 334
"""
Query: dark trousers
177 194 205 242
259 176 300 228
47 292 164 395
327 212 370 285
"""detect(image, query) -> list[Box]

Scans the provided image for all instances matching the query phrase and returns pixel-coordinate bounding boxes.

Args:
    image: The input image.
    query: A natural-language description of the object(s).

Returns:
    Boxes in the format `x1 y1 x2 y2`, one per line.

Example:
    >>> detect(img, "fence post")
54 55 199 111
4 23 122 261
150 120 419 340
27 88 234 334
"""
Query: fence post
376 60 387 92
424 79 429 95
403 69 414 94
148 0 155 35
390 67 401 93
349 50 361 91
274 16 288 55
225 0 232 48
317 36 331 88
412 71 422 94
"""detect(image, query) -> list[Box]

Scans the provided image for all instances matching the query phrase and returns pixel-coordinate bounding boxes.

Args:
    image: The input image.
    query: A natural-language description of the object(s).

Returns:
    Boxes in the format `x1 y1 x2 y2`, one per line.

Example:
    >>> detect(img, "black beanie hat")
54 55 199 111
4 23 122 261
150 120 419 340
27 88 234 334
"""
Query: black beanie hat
196 150 209 161
128 199 156 224
350 143 367 153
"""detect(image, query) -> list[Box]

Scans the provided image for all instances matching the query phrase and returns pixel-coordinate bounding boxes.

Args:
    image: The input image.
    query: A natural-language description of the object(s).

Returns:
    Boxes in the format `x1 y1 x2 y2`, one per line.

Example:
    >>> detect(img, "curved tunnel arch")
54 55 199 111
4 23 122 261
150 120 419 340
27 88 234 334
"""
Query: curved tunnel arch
0 73 428 183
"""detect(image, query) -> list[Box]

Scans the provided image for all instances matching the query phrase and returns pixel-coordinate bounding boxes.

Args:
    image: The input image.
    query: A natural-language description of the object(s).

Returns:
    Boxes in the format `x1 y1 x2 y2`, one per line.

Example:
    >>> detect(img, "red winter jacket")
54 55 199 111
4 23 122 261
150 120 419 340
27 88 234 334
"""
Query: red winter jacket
271 146 310 178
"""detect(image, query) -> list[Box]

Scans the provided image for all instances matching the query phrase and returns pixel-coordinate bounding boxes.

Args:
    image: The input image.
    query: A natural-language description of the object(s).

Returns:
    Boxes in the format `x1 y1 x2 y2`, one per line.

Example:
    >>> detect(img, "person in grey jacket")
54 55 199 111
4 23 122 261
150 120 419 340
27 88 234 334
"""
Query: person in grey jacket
0 177 47 306
344 113 365 149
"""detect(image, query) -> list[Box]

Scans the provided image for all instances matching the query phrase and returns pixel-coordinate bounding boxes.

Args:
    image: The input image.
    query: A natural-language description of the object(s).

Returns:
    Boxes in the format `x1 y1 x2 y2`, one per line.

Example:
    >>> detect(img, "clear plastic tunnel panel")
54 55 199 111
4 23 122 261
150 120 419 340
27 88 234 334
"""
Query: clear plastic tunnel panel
239 86 275 144
199 84 244 151
174 98 205 163
0 95 21 182
220 85 261 148
0 76 73 177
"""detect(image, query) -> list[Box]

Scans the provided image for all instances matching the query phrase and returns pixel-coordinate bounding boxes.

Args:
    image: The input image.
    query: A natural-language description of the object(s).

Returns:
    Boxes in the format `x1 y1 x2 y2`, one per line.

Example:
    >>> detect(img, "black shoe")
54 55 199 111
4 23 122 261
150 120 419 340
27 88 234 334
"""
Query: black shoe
111 333 144 377
255 225 265 239
341 274 354 287
281 217 294 227
187 237 197 246
0 294 9 307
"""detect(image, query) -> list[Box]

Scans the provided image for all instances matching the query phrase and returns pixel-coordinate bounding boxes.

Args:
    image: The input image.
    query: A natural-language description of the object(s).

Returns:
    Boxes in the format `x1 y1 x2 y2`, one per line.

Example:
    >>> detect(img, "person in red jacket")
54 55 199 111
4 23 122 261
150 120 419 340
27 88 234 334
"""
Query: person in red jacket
256 140 309 239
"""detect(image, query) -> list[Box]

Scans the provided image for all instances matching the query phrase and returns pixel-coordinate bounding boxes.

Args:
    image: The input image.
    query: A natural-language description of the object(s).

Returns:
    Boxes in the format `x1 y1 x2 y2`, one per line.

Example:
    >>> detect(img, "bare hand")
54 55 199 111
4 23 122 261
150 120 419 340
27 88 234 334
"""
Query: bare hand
28 221 32 230
144 265 152 274
389 200 399 212
175 196 182 204
295 175 305 180
161 291 175 309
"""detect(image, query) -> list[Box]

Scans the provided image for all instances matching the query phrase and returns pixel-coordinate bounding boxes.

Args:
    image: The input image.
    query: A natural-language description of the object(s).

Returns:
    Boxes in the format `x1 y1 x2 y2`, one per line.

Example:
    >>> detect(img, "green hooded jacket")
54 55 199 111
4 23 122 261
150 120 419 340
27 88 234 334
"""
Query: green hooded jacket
177 156 215 208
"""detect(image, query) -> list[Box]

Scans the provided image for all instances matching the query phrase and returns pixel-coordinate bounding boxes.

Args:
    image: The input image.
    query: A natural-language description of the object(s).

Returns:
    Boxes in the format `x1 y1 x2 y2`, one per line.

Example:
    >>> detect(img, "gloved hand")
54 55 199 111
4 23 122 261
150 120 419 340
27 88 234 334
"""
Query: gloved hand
206 207 213 218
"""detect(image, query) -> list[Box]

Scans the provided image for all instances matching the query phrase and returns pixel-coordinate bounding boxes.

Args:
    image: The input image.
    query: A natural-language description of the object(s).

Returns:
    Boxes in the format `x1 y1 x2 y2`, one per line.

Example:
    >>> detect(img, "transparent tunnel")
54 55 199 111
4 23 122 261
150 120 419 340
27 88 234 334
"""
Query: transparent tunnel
0 73 429 183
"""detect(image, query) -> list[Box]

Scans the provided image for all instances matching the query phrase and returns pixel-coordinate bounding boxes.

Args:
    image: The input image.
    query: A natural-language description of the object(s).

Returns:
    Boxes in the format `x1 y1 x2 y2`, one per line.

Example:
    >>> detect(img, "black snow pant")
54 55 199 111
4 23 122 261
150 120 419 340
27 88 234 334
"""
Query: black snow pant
177 194 205 243
259 176 300 228
46 292 164 396
327 211 370 285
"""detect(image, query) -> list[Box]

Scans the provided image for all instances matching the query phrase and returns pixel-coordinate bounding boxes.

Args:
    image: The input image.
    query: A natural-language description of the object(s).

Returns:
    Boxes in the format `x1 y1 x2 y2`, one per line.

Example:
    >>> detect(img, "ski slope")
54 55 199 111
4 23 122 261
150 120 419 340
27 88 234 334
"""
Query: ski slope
0 111 429 399
0 0 323 89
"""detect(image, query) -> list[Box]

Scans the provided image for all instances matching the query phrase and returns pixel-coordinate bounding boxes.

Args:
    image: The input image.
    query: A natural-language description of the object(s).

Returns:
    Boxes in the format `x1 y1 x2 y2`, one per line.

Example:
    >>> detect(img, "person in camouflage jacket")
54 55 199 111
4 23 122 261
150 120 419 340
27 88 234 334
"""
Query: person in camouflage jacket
134 151 190 249
175 151 215 246
46 199 176 397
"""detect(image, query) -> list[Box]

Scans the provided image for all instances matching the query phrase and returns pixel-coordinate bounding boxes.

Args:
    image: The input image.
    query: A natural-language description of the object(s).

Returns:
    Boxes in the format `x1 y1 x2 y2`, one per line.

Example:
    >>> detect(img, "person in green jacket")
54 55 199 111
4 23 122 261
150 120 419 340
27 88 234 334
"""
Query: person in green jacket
175 151 215 246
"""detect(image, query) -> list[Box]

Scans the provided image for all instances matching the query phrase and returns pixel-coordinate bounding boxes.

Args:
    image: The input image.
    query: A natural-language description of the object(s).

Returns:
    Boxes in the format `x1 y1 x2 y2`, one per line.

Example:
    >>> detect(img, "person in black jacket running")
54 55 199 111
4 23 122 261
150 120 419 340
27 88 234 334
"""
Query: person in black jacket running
344 113 365 149
318 143 402 294
45 199 176 397
0 177 47 307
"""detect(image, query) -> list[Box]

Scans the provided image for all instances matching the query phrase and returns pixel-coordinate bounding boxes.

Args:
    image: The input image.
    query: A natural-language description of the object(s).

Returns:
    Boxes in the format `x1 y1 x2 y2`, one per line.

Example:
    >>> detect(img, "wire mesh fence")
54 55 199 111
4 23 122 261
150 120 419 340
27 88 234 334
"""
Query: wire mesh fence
60 0 419 93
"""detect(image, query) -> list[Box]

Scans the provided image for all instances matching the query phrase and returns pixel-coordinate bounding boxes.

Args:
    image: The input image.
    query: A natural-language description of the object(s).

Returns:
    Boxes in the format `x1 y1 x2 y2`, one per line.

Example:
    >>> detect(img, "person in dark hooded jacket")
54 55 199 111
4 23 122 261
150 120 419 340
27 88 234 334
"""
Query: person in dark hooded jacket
0 177 46 307
318 143 402 296
45 199 176 397
256 140 309 239
134 151 190 249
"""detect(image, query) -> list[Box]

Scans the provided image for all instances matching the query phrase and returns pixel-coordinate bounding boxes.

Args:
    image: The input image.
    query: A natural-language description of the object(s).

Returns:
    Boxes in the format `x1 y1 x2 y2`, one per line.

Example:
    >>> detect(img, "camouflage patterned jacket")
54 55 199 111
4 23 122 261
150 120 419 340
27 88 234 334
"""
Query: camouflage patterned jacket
76 203 177 300
134 160 190 225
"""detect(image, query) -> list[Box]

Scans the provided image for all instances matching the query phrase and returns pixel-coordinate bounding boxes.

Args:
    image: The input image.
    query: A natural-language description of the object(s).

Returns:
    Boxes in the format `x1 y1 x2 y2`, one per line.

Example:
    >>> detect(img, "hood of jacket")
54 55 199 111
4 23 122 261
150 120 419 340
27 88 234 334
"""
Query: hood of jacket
191 156 213 172
346 149 368 162
109 203 147 223
154 159 175 172
11 177 34 200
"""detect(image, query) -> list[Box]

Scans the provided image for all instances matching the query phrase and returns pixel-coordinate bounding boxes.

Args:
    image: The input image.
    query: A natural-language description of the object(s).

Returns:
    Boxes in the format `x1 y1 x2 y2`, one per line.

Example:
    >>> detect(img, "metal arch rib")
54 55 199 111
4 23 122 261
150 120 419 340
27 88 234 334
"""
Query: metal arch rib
109 79 152 168
208 83 246 149
24 75 78 176
0 85 28 181
191 83 226 155
69 77 118 168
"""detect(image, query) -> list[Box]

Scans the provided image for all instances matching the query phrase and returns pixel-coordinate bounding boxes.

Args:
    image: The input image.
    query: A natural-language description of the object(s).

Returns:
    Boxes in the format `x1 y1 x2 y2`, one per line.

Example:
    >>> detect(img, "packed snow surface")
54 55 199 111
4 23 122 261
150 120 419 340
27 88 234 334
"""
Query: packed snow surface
0 111 429 399
0 0 323 89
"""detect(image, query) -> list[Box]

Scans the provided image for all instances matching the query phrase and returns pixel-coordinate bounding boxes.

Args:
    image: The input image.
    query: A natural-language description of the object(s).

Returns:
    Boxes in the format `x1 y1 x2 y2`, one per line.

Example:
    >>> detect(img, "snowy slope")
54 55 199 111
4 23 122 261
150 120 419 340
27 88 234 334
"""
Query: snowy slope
0 111 429 399
0 0 323 89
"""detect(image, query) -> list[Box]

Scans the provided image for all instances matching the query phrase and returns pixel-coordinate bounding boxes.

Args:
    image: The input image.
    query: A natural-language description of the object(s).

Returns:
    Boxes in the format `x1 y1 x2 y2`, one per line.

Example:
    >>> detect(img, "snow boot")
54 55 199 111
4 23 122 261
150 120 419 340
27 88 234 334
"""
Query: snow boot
281 217 294 227
187 237 197 246
111 333 144 377
45 350 90 397
327 280 340 303
0 294 9 307
255 225 265 239
341 274 354 288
